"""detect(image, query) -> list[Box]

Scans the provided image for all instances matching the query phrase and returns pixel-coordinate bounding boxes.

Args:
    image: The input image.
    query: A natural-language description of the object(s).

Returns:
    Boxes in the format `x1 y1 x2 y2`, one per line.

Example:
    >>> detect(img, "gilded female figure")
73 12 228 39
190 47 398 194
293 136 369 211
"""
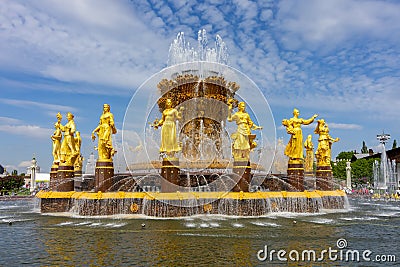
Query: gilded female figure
74 131 83 169
227 101 262 160
304 134 314 173
51 112 62 164
59 112 77 165
153 99 183 158
283 108 317 163
92 104 117 161
314 119 339 166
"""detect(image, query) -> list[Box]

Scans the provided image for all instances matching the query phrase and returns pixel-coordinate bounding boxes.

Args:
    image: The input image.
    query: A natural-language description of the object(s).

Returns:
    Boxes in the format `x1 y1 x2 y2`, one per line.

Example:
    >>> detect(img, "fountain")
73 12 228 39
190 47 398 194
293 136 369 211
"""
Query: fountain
373 132 398 195
36 30 347 217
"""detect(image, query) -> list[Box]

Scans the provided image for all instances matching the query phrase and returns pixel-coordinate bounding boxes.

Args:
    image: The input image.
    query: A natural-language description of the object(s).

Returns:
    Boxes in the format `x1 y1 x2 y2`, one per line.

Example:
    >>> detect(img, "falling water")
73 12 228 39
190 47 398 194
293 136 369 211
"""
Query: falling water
373 144 398 193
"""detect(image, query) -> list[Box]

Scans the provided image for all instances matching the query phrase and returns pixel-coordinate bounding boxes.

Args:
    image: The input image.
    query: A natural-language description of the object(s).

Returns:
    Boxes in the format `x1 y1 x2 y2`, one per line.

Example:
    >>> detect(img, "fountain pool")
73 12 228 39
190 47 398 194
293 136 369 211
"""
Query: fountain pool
1 197 398 266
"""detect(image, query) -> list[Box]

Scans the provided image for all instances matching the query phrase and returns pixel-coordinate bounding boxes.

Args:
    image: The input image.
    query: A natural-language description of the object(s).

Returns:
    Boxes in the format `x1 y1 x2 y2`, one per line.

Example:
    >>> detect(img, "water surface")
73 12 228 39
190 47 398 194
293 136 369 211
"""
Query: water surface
0 197 398 266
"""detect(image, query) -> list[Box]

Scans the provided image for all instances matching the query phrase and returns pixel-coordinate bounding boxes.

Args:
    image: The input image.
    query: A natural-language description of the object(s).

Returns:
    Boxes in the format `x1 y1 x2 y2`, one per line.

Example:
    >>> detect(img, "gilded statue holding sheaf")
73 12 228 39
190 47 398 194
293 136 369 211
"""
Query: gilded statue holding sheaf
227 100 262 161
92 104 117 161
152 98 183 159
314 119 339 166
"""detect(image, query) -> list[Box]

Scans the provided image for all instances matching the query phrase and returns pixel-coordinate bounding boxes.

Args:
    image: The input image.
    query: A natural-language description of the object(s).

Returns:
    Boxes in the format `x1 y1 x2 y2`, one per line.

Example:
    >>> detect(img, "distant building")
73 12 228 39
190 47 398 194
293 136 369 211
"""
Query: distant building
22 158 49 190
85 153 96 175
351 153 371 162
362 147 400 164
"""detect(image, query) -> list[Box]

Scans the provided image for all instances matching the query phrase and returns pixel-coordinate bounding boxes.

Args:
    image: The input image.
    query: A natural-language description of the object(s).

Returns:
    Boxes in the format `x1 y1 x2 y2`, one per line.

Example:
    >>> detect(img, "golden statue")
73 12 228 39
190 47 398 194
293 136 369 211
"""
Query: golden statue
51 112 62 164
283 108 317 163
153 98 183 158
92 104 117 161
314 119 339 166
74 131 83 170
227 100 262 160
59 112 77 165
304 134 314 173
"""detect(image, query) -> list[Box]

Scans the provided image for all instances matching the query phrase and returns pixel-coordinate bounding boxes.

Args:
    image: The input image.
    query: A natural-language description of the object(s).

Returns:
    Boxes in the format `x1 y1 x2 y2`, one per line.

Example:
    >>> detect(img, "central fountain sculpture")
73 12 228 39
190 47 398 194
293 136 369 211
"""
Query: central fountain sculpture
37 30 347 217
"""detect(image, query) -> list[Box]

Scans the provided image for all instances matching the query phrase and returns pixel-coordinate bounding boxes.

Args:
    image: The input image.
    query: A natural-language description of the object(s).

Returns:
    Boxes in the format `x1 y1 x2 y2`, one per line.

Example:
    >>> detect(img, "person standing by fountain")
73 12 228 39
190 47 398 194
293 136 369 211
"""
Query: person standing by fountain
92 104 117 192
227 100 262 192
314 119 339 190
283 109 317 191
153 98 184 192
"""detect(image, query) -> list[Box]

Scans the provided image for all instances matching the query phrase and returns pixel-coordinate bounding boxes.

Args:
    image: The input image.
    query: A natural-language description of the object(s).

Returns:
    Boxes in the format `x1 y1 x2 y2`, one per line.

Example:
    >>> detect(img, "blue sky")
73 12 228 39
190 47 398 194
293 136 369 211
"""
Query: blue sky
1 0 399 173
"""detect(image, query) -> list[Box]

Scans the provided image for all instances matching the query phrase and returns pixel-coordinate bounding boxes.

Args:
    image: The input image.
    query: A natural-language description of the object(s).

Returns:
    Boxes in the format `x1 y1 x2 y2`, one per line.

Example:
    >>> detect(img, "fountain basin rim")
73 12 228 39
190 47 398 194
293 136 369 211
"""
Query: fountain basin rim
36 190 346 200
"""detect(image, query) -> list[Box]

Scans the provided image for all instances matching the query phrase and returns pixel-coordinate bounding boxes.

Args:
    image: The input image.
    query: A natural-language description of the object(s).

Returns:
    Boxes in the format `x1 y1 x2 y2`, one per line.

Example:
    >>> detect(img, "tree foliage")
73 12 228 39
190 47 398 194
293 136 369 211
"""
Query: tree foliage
393 139 397 149
351 158 376 185
332 160 347 180
0 175 24 192
333 154 376 185
336 151 354 160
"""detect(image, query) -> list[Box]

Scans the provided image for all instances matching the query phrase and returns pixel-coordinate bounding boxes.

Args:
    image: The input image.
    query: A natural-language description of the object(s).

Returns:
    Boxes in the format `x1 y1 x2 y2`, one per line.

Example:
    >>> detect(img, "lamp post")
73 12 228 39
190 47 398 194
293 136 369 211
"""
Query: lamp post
377 132 391 146
376 132 391 192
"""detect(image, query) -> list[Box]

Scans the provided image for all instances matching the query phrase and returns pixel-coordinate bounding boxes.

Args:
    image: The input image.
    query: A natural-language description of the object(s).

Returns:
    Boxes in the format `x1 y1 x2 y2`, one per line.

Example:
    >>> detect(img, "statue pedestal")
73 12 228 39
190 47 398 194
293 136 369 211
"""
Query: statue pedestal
316 165 333 190
74 166 82 177
161 158 180 193
49 163 59 190
54 164 74 191
95 160 114 192
232 160 251 192
287 163 304 191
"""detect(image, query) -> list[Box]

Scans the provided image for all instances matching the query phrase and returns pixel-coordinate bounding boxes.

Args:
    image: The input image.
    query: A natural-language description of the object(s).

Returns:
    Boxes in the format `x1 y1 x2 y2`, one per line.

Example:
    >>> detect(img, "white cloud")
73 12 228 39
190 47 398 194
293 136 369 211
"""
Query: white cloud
276 0 400 51
0 1 169 91
18 160 32 168
0 124 53 139
0 98 77 113
0 116 22 124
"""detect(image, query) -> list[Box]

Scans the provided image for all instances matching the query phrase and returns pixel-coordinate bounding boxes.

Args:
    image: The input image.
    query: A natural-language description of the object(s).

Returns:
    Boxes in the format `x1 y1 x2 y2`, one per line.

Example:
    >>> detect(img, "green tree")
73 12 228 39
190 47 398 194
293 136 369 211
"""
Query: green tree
11 169 18 176
0 175 24 194
392 139 397 149
336 151 354 160
351 158 376 185
361 141 368 154
332 160 347 180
